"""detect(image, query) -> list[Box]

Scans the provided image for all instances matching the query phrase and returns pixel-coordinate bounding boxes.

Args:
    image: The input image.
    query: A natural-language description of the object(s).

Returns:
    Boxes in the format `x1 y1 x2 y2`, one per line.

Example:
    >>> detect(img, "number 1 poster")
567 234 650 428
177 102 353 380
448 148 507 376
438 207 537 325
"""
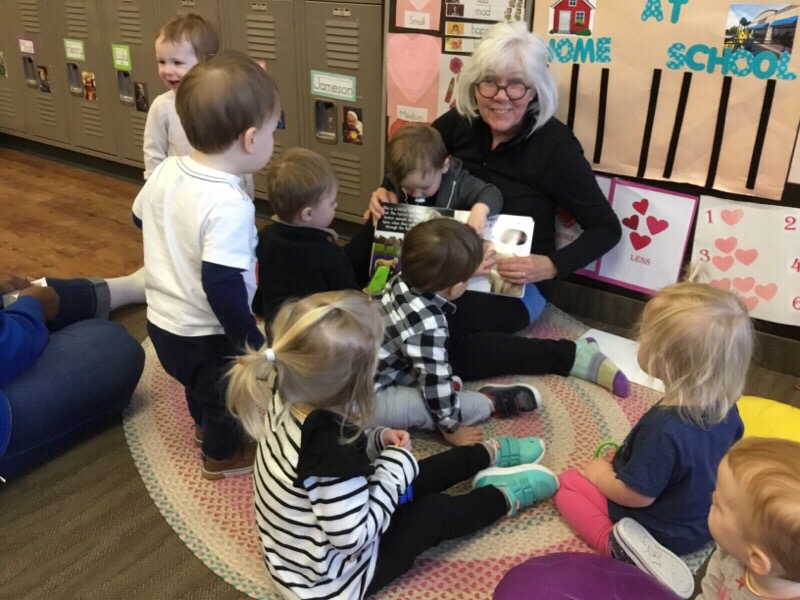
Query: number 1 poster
692 195 800 325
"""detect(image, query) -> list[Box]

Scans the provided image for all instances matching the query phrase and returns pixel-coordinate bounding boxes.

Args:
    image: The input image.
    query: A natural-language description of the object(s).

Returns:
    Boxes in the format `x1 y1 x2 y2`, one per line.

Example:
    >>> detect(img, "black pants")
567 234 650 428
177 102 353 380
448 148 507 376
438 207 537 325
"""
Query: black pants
366 445 507 597
147 322 242 460
344 220 577 381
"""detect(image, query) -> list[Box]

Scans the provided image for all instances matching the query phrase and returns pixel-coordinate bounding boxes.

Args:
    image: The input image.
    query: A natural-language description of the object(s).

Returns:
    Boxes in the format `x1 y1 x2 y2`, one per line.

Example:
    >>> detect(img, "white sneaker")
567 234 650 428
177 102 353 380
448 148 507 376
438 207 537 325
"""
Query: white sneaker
611 518 694 599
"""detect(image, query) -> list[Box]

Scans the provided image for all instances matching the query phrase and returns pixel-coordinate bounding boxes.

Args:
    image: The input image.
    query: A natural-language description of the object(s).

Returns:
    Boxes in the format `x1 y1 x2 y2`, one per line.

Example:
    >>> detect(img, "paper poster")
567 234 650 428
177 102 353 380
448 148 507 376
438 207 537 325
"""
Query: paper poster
395 0 442 31
111 44 132 71
18 38 34 55
593 180 698 293
691 195 800 325
531 1 800 200
64 39 85 62
555 174 612 274
342 106 363 144
387 33 441 126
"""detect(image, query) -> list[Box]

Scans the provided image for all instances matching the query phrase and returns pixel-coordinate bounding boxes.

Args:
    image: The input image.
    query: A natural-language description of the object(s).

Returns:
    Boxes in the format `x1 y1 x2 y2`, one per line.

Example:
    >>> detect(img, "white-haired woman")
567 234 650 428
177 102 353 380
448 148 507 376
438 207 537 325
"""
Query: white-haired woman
359 22 627 399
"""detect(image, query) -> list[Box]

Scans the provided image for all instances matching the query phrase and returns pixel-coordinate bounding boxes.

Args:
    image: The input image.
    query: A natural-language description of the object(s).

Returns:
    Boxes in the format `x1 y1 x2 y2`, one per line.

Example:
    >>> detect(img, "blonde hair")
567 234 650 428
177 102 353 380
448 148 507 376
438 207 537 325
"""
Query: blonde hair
227 291 384 442
266 148 338 222
637 274 753 426
386 124 448 186
454 21 557 135
726 437 800 581
176 50 280 154
157 13 218 60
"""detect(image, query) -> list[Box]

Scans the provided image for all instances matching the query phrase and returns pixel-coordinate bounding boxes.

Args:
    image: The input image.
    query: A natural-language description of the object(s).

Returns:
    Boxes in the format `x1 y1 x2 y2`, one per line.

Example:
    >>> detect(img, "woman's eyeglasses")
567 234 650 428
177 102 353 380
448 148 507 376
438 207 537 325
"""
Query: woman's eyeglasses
476 80 530 100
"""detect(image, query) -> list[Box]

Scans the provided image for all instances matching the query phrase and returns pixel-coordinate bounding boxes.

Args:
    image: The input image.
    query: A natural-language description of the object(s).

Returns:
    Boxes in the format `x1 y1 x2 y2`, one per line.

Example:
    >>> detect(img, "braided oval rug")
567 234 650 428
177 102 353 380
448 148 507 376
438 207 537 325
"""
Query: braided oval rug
123 305 713 599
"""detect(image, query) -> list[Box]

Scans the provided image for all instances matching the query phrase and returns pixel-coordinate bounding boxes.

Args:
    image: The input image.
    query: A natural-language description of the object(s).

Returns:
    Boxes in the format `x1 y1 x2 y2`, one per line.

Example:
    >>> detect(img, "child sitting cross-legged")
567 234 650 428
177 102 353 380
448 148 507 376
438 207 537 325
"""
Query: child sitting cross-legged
375 218 544 447
256 148 359 326
226 290 559 600
699 437 800 599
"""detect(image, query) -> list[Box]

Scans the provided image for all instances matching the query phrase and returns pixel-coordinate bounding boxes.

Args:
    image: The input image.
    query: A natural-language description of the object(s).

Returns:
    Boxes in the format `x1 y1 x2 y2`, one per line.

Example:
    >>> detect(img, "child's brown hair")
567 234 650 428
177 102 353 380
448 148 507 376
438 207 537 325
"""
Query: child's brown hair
176 50 280 154
266 148 338 222
401 218 483 293
157 13 218 60
387 124 448 186
726 437 800 581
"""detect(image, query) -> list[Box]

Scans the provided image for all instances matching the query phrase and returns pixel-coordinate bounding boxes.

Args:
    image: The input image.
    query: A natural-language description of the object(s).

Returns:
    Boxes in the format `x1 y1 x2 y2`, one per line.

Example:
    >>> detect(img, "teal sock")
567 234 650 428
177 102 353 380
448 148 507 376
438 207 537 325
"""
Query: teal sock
569 338 630 398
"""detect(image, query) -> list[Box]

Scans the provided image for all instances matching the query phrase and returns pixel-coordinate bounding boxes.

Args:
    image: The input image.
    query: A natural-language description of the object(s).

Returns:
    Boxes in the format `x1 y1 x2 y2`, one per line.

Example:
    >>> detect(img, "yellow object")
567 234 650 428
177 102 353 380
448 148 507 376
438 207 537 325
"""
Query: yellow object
737 396 800 442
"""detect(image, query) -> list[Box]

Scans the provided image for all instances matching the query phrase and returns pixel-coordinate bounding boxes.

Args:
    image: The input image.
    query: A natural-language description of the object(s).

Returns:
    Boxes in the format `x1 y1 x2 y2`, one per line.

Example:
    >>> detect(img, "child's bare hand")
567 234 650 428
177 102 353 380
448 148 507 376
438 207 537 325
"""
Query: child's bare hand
18 286 60 321
474 244 498 277
466 204 490 236
363 188 399 224
580 458 612 486
382 428 411 450
604 447 617 463
441 425 484 447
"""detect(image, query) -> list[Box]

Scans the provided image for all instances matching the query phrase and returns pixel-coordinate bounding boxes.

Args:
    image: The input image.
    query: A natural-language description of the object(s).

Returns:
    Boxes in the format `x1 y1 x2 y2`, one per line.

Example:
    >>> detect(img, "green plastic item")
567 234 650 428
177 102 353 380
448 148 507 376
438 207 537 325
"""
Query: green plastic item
366 265 391 294
593 440 620 458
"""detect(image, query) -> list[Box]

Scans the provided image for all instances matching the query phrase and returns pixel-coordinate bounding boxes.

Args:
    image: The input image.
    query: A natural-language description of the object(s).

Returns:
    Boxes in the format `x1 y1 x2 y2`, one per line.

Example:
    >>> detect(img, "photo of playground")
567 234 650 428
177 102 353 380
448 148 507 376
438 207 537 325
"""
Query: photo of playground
724 4 798 56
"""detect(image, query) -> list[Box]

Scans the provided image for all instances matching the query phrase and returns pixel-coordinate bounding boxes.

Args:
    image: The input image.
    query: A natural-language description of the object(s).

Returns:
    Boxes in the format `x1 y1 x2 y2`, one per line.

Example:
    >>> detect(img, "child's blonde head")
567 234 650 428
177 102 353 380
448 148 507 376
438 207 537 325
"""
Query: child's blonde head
401 218 483 293
157 13 218 60
227 291 383 441
726 437 800 581
176 50 280 154
266 148 338 222
387 124 448 186
638 277 753 426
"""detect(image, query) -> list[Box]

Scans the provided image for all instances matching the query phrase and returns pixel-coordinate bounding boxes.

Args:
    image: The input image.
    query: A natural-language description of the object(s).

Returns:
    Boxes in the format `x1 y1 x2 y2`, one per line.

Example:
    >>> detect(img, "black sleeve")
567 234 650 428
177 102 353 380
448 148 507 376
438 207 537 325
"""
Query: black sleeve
201 261 265 351
432 109 461 154
323 246 361 292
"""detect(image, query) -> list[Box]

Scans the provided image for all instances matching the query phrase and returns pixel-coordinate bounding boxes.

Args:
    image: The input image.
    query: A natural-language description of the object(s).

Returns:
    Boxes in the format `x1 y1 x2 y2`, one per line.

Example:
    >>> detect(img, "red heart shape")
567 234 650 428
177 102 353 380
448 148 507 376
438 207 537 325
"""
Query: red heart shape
646 216 669 235
633 198 649 215
622 214 639 230
741 296 759 311
735 248 758 266
711 278 731 290
721 208 744 225
714 237 737 254
630 232 651 250
732 277 755 293
754 283 778 301
712 255 734 272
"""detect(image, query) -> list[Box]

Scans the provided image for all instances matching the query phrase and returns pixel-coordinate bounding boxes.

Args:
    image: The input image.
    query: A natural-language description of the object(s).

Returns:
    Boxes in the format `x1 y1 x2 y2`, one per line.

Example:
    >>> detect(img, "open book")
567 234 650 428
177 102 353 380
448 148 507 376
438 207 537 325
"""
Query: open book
369 203 534 298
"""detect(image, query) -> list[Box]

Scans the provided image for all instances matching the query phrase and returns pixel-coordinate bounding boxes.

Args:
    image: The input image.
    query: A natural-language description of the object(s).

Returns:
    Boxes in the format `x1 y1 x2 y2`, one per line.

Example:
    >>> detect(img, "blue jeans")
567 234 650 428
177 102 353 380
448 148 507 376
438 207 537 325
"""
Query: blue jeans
0 278 144 480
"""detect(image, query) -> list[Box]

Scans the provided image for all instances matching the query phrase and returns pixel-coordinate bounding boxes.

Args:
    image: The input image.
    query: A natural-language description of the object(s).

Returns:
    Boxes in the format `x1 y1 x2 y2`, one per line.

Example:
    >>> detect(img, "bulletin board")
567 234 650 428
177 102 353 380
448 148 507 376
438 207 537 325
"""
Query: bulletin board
531 1 800 201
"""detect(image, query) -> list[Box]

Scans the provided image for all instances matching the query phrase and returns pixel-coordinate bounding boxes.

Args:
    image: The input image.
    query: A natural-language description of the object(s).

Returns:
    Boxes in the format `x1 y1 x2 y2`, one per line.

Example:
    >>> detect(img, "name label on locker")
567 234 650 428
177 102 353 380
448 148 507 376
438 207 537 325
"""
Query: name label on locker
311 70 357 102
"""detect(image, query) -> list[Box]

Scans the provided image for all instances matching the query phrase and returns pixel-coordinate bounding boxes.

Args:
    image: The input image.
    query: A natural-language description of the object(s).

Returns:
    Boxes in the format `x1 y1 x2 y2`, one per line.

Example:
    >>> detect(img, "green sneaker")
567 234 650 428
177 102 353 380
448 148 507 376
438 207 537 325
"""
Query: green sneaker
491 436 546 467
473 464 559 516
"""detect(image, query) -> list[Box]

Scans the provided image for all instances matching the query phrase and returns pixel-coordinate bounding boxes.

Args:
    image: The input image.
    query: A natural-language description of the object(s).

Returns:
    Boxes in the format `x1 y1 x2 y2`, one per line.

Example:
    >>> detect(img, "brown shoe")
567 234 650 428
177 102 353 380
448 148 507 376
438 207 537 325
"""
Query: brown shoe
193 424 203 448
202 439 257 481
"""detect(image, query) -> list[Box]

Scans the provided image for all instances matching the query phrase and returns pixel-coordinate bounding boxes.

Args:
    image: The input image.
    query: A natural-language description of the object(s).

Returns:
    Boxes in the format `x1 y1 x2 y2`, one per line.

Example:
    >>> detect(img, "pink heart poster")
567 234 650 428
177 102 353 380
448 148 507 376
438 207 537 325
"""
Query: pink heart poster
386 33 441 126
593 180 698 293
692 196 800 327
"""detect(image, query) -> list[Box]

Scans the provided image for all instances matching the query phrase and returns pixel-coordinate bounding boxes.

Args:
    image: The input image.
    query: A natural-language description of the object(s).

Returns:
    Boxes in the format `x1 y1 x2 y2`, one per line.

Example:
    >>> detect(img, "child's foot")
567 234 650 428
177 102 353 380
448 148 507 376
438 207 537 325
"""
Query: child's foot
569 338 630 398
479 383 542 417
202 439 257 481
483 436 546 467
193 424 203 448
609 518 694 599
472 464 559 516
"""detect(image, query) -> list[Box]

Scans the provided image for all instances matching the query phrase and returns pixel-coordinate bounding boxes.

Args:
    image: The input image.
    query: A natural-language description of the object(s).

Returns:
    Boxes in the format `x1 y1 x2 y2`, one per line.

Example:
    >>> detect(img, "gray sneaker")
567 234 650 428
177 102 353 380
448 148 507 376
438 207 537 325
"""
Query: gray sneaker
479 383 542 417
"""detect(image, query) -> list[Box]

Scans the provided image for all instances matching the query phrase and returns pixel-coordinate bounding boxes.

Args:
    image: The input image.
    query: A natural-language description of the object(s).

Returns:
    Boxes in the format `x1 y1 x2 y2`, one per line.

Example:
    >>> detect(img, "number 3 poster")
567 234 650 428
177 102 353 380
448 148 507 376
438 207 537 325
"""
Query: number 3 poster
692 195 800 326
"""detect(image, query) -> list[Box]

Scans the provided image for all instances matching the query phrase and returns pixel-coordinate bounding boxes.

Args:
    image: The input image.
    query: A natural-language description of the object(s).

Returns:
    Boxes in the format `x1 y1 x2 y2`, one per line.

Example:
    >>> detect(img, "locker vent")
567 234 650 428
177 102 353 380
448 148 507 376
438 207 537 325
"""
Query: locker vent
131 112 147 148
36 96 57 128
325 20 359 71
246 14 277 60
118 5 143 44
20 0 41 33
80 104 104 137
329 151 360 195
65 1 89 39
0 89 16 120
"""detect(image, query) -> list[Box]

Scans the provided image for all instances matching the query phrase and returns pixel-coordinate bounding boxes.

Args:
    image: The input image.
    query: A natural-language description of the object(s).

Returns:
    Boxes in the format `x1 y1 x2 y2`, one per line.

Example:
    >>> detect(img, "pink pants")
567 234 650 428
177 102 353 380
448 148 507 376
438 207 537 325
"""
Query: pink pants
554 469 614 556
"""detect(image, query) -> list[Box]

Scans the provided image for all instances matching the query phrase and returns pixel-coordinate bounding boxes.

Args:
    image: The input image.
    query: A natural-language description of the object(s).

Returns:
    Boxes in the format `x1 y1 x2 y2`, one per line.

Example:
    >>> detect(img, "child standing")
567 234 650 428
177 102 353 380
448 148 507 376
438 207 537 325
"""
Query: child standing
375 218 543 447
699 437 800 599
226 290 559 600
256 148 359 325
143 13 255 199
554 278 753 598
133 50 281 480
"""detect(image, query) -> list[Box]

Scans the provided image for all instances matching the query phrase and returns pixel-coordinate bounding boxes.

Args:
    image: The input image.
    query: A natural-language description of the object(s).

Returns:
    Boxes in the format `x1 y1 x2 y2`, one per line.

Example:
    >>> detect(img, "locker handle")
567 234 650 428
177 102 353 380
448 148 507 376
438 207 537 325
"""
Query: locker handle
315 100 338 144
67 63 83 96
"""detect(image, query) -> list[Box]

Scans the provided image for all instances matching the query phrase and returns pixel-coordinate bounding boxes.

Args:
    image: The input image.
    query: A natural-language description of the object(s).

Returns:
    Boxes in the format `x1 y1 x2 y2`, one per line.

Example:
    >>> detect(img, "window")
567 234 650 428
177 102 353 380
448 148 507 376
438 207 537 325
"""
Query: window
575 10 585 24
568 0 577 6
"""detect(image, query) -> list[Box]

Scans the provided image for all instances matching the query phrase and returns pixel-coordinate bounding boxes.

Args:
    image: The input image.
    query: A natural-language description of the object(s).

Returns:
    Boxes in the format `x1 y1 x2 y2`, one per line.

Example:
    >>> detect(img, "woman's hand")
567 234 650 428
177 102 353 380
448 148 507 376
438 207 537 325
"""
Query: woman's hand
0 274 35 294
382 428 411 450
18 285 60 321
474 244 498 277
495 254 557 284
363 187 399 224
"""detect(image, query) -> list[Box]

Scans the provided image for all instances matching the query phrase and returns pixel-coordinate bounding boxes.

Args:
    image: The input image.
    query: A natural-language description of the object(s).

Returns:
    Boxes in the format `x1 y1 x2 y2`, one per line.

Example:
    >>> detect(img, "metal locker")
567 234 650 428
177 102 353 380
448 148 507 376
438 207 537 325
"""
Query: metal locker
0 0 29 134
100 0 162 166
302 0 384 222
221 0 303 195
10 0 71 144
156 0 221 37
47 0 118 156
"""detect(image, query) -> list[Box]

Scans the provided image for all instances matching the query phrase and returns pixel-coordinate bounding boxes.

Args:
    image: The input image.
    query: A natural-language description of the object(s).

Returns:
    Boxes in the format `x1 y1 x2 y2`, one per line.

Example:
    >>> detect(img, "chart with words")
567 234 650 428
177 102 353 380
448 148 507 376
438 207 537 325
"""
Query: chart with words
692 196 800 327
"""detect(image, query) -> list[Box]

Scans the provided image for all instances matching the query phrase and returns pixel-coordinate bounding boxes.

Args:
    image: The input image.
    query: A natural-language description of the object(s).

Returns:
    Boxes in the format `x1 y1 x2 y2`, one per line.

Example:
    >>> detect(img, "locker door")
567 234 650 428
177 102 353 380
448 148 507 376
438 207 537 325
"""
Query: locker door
157 0 221 35
47 0 118 156
221 0 302 195
12 0 70 144
303 1 383 221
100 0 162 166
0 0 28 134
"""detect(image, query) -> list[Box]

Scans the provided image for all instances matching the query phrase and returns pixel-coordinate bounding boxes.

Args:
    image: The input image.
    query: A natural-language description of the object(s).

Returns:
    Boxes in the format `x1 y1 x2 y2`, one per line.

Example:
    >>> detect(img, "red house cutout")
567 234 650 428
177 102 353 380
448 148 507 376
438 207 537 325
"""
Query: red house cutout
551 0 595 35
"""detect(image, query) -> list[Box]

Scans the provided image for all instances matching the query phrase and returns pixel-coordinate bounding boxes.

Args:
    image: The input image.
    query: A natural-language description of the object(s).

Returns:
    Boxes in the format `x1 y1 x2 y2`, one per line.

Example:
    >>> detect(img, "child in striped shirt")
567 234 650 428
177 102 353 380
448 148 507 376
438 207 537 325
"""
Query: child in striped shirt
226 290 559 600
